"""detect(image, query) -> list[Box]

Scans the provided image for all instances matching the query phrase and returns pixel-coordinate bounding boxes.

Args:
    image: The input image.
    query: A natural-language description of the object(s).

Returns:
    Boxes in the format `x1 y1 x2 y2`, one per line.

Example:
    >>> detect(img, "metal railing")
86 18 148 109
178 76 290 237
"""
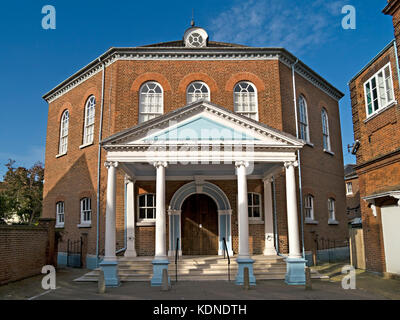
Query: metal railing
222 237 230 282
67 238 83 268
175 237 179 282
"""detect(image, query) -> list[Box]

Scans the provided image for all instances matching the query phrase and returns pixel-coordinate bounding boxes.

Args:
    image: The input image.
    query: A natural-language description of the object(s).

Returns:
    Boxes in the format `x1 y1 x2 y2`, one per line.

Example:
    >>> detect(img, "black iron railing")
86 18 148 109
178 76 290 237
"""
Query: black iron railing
67 237 83 268
175 237 179 282
222 237 230 282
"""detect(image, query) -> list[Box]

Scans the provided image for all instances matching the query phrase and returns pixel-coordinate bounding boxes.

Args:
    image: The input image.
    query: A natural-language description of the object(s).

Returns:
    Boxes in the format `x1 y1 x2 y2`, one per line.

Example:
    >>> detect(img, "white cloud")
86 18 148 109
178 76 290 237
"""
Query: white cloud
208 0 346 54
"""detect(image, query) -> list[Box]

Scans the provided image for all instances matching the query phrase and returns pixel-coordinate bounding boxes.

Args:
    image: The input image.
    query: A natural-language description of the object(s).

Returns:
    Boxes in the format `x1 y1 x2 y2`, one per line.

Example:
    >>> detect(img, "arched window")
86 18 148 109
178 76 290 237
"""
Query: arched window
186 81 210 104
59 110 69 155
234 81 258 120
80 197 92 225
321 108 331 151
304 194 314 221
83 96 95 145
298 95 310 142
139 82 163 123
56 201 65 227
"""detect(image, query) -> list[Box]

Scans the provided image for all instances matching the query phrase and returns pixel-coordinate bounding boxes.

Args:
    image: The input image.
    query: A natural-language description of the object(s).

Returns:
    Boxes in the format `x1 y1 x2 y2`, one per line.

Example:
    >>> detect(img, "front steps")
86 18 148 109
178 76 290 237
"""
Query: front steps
74 255 303 282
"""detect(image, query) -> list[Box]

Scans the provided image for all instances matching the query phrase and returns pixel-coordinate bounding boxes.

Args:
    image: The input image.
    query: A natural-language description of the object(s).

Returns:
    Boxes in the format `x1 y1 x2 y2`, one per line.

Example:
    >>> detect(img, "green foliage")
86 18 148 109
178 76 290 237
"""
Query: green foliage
0 159 44 224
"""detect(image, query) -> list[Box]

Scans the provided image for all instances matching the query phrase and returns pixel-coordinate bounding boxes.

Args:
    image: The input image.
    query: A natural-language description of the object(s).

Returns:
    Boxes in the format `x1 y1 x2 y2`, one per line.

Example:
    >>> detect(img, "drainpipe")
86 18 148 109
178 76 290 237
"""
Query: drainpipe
96 58 106 266
394 40 400 91
291 58 306 259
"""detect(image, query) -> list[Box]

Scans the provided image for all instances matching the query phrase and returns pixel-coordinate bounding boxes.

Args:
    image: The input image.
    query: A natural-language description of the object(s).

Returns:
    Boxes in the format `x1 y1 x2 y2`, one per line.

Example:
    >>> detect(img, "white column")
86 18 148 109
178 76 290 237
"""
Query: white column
125 177 137 257
236 161 250 259
104 161 118 261
263 177 277 256
154 161 168 260
285 161 302 259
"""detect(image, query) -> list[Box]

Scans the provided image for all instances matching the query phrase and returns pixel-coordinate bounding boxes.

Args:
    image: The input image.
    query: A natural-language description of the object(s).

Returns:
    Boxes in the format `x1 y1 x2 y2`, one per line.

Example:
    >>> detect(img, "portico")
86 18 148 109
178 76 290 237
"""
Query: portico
100 101 306 287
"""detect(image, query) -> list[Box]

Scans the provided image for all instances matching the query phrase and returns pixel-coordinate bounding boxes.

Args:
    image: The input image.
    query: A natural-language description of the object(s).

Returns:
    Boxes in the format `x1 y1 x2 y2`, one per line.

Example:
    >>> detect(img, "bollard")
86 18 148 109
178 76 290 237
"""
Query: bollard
98 269 106 294
243 267 250 290
161 268 170 292
305 267 312 290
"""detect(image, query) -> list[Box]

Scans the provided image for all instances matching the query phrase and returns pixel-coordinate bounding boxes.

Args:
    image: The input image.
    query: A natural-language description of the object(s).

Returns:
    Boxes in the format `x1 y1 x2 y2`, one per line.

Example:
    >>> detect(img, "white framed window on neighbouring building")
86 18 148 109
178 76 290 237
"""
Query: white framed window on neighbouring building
234 81 259 120
79 197 91 226
139 82 163 123
304 194 316 223
328 198 338 224
83 96 96 146
186 81 210 104
346 182 353 195
248 192 261 220
298 95 310 142
364 62 395 118
58 110 69 155
56 201 65 227
138 194 156 220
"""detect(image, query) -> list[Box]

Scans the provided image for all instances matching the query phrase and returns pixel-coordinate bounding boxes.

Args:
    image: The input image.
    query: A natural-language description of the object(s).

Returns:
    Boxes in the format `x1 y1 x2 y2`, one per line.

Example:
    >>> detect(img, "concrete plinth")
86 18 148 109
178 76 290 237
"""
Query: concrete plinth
151 259 170 287
235 258 256 286
99 260 120 287
285 257 306 285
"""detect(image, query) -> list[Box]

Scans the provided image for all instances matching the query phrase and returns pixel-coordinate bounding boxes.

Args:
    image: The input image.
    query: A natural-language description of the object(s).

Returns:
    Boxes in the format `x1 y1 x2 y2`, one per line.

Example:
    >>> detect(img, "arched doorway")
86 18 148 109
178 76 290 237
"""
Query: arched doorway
181 194 219 255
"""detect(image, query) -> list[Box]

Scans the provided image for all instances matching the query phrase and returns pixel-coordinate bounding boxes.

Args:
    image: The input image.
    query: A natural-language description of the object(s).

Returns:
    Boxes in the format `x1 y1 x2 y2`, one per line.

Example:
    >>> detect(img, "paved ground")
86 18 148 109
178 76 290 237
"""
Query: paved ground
0 264 398 300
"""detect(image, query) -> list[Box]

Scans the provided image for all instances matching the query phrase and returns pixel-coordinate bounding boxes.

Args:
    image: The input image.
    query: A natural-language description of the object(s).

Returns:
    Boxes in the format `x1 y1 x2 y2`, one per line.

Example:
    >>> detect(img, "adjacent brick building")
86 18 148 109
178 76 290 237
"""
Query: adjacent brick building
42 24 347 283
348 0 400 276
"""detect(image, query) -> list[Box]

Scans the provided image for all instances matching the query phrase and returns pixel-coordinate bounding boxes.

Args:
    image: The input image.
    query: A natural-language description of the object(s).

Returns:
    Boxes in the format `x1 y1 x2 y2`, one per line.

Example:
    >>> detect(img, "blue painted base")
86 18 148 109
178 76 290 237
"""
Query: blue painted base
285 257 306 285
57 252 67 267
151 259 170 287
235 258 256 286
99 260 120 287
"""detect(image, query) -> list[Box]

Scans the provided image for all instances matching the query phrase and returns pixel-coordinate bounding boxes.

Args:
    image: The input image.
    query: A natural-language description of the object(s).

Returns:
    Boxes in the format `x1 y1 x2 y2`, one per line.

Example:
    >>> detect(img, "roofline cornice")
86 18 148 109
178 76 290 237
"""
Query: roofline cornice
42 47 344 103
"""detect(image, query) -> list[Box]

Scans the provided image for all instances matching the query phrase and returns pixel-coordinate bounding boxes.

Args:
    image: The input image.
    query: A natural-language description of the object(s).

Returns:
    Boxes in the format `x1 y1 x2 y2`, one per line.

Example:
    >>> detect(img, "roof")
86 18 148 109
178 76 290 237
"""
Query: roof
383 0 400 15
349 40 395 84
344 164 357 178
140 40 248 48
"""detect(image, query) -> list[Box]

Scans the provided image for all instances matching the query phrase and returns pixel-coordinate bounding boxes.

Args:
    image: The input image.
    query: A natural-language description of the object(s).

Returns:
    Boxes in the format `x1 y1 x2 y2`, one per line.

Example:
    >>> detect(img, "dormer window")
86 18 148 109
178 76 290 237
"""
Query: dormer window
184 27 208 48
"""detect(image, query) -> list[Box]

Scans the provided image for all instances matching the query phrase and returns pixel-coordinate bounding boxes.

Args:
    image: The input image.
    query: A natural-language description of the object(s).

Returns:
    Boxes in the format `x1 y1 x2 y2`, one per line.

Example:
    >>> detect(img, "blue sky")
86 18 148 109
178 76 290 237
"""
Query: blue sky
0 0 395 178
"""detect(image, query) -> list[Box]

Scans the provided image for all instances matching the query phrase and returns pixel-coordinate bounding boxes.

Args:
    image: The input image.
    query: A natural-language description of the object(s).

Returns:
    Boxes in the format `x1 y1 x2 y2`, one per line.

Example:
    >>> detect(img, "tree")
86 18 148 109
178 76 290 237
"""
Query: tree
0 159 44 224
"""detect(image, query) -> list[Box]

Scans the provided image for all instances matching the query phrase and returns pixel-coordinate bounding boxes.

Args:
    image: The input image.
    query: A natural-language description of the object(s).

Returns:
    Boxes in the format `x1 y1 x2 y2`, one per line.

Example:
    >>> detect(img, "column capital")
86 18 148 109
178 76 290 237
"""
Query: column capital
153 161 168 169
124 175 136 184
104 161 119 169
263 176 274 184
235 160 249 168
284 161 298 169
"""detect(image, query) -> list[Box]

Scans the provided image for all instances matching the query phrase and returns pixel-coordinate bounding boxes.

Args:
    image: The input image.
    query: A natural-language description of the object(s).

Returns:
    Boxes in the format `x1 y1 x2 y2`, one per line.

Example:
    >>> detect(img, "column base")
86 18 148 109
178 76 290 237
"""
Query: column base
235 258 256 286
285 257 306 285
99 260 120 287
263 248 277 256
124 249 137 258
151 259 170 287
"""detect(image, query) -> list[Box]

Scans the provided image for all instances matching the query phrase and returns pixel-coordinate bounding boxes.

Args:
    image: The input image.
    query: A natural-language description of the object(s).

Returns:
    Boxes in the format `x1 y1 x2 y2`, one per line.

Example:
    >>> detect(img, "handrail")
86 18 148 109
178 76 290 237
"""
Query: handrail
175 237 179 282
222 237 230 282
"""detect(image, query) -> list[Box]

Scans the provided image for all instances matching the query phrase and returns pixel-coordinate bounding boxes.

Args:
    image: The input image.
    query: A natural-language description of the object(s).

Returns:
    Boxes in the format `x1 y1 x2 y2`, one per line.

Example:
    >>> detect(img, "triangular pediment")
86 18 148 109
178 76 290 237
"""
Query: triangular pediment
101 101 304 149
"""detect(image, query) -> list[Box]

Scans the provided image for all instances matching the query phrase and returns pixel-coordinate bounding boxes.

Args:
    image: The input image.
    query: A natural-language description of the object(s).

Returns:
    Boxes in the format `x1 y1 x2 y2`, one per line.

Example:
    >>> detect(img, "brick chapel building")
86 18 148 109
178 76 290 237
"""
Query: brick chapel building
349 0 400 276
42 23 347 286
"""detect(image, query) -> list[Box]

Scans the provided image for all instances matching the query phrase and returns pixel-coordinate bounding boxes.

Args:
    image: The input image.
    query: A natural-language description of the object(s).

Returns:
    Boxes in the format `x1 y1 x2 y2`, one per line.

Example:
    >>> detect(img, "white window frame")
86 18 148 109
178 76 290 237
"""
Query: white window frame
298 95 310 142
248 192 262 220
186 81 210 104
346 182 353 195
137 193 156 221
58 110 69 156
304 194 317 223
82 96 96 146
328 198 338 224
364 62 395 119
139 82 163 123
56 201 65 228
79 197 92 227
234 81 259 121
321 108 331 152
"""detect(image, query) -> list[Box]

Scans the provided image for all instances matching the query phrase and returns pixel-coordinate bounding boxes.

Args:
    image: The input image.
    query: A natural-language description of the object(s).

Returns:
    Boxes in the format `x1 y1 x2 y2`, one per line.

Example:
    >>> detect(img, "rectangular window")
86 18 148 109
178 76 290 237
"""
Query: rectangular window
80 198 91 225
304 195 314 220
248 193 261 219
364 62 395 118
346 182 353 195
56 202 64 227
328 198 336 222
138 194 156 220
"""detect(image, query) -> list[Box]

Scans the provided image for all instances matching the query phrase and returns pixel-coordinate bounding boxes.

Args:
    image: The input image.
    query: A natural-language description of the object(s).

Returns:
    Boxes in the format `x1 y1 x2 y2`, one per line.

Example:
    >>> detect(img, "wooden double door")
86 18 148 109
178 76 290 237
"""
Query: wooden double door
181 194 218 255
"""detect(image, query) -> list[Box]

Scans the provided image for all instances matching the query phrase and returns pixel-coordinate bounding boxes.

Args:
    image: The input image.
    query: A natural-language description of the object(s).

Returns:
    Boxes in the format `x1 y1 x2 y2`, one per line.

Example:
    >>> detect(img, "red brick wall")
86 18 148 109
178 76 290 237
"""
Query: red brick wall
0 219 55 285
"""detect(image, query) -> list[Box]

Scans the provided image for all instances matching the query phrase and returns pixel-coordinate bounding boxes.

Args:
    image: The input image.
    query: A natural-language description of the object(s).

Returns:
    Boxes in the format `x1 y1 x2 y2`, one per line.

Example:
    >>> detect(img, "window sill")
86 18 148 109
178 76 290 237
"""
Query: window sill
79 142 94 149
346 193 353 196
56 153 67 158
328 220 339 225
364 100 397 123
249 220 264 225
305 219 319 225
55 224 64 229
136 221 156 227
323 149 335 156
77 223 91 228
